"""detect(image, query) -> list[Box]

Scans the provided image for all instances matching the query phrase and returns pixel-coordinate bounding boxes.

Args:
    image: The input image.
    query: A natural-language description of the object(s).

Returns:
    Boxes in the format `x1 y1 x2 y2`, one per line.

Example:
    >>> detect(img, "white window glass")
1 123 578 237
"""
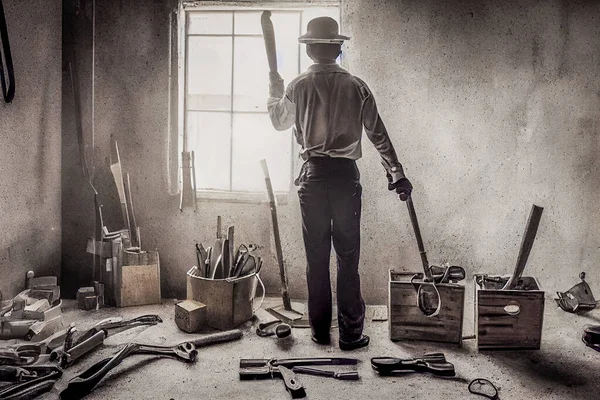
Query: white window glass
233 12 262 35
231 113 291 192
187 36 232 111
233 37 269 112
188 12 233 35
187 112 231 190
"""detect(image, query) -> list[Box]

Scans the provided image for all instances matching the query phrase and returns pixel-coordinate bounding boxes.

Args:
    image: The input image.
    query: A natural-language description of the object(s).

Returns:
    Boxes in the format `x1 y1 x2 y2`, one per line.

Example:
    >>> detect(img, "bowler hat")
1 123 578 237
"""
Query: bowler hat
298 16 350 44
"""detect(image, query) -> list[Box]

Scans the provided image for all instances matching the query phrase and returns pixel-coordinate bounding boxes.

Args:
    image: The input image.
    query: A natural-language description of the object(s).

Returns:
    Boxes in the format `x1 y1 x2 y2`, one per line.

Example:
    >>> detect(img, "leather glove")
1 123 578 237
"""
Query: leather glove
269 72 284 98
387 174 413 201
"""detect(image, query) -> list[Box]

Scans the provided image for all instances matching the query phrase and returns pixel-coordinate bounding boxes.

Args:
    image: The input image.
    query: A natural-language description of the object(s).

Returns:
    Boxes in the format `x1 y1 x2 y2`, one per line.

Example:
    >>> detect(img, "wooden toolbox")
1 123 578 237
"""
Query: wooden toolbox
474 275 544 350
187 272 257 331
389 270 465 344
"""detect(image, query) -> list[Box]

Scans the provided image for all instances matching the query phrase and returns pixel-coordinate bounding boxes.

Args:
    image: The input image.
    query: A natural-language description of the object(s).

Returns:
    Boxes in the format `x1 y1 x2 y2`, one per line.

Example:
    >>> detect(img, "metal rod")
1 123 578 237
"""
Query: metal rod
406 196 433 280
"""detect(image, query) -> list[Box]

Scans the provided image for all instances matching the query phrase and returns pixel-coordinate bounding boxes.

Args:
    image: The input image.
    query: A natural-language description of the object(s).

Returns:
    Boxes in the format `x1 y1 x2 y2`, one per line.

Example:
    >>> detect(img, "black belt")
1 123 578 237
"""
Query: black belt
0 0 15 103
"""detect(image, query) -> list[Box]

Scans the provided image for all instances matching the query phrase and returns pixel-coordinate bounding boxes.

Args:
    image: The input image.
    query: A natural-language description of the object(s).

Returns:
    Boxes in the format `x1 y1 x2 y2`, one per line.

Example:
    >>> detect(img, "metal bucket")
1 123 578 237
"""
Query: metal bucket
187 272 259 331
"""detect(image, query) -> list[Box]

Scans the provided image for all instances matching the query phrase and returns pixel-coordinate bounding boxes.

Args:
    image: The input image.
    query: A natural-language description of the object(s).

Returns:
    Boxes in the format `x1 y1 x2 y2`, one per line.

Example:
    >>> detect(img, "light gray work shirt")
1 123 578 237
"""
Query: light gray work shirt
267 63 406 183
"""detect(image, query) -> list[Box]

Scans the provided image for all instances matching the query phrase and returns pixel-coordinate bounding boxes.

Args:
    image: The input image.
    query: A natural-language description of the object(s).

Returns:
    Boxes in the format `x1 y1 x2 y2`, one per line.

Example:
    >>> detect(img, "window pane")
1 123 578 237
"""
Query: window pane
234 12 262 35
187 112 231 191
233 16 299 112
233 37 268 112
231 113 291 192
300 8 342 72
188 12 233 35
187 36 232 111
272 13 301 82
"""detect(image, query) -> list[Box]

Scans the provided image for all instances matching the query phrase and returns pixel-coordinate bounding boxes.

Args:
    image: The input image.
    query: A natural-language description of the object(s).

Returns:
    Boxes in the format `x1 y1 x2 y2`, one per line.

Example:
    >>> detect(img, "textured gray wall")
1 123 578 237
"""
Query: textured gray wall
0 0 62 299
61 0 600 304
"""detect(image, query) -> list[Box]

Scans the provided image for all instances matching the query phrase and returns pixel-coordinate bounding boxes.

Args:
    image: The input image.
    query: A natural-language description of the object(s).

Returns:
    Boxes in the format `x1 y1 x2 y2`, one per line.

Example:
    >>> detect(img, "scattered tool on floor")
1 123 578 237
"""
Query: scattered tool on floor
555 271 597 313
0 365 62 400
60 329 242 400
261 159 304 322
240 356 359 399
582 324 600 352
57 327 107 368
468 378 500 399
371 353 455 377
502 204 544 290
256 320 291 338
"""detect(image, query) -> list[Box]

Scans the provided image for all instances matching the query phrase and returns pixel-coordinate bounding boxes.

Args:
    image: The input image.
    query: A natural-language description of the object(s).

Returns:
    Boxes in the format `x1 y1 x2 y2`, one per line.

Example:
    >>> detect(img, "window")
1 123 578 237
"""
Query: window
179 2 341 196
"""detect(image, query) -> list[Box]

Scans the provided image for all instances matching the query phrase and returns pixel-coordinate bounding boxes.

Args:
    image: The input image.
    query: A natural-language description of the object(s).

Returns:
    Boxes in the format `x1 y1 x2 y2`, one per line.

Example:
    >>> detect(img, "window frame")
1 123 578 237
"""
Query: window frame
177 1 342 203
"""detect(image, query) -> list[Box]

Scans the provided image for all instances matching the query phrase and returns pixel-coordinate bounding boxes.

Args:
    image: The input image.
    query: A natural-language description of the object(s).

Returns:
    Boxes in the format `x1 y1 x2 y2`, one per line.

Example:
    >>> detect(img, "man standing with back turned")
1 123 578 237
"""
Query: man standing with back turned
267 17 413 350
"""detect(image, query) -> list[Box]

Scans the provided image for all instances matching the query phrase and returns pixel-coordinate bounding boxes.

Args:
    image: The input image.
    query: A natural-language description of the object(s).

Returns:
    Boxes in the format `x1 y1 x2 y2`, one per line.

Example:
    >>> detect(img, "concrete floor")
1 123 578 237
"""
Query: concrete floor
33 296 600 400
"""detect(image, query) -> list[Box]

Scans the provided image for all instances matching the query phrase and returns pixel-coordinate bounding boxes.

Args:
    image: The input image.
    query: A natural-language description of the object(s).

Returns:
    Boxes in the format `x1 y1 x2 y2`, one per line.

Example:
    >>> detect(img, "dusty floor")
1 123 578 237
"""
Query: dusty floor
31 295 600 400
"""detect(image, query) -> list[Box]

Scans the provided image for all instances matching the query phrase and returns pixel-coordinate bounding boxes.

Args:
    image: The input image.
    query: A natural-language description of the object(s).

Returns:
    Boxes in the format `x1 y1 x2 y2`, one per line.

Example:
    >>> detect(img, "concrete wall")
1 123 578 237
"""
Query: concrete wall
61 0 600 304
0 0 62 299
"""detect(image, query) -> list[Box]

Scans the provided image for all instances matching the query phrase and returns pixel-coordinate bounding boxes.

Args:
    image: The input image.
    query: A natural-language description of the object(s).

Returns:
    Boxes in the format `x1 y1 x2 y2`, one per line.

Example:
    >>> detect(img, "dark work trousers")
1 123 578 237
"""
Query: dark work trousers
297 157 366 343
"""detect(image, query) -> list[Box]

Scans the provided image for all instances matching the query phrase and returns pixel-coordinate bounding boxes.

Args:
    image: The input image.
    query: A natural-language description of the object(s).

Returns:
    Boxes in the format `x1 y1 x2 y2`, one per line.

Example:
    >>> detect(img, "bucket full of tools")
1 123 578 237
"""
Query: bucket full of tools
186 218 264 331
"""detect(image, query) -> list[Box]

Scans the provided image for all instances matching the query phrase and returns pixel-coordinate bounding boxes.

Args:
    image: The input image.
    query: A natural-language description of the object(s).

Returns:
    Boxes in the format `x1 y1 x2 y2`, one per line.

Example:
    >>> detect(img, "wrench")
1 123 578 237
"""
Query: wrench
59 341 196 400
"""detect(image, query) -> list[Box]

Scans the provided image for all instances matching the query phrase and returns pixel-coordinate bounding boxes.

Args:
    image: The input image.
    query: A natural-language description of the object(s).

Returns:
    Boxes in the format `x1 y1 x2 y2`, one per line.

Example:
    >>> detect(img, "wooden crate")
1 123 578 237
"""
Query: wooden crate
118 250 161 307
389 270 465 344
474 275 544 350
187 273 257 331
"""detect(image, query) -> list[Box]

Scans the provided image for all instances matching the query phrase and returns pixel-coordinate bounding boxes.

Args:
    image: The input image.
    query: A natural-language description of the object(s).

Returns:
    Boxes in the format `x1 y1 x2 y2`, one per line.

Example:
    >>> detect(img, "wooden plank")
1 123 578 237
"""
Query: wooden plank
120 262 161 307
110 141 131 232
180 151 196 211
86 239 112 258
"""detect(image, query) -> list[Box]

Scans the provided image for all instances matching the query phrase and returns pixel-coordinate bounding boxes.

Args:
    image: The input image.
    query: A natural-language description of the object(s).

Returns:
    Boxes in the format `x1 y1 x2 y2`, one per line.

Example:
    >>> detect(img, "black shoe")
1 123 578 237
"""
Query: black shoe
311 335 331 345
339 335 370 351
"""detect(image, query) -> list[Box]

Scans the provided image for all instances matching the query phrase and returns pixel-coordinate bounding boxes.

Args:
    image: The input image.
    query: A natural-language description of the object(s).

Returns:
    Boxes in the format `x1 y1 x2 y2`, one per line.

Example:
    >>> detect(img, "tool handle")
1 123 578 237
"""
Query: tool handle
503 204 544 290
261 11 278 73
406 197 433 280
423 361 456 377
291 366 333 378
260 159 292 311
188 329 242 348
292 366 359 381
239 365 271 380
371 355 453 376
240 359 270 368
